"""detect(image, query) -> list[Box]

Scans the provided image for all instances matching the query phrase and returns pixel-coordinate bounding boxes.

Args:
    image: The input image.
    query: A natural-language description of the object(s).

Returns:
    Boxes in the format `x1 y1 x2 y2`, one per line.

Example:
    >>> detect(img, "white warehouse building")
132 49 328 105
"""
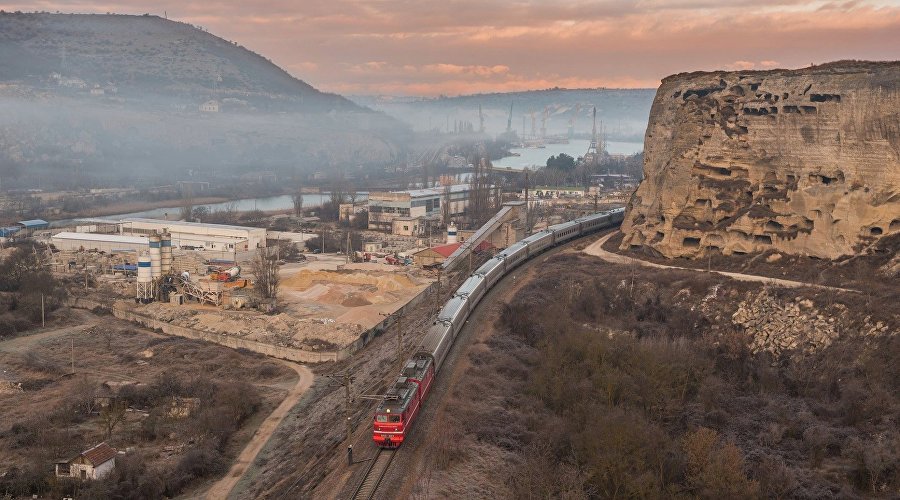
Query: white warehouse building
119 218 266 249
51 232 149 253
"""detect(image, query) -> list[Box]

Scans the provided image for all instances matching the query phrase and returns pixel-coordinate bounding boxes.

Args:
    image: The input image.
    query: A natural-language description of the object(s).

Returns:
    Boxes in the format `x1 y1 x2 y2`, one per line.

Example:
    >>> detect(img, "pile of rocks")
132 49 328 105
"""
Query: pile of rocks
731 291 841 356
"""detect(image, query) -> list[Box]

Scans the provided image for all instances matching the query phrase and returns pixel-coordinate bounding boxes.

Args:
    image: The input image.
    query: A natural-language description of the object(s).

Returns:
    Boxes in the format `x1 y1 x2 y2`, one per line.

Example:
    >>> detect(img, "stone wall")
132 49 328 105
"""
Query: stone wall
622 61 900 259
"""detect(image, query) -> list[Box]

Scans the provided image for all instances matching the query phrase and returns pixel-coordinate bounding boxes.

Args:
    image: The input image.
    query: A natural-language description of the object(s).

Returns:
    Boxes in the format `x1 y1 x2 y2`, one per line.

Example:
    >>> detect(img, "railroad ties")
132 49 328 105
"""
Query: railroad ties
351 449 395 500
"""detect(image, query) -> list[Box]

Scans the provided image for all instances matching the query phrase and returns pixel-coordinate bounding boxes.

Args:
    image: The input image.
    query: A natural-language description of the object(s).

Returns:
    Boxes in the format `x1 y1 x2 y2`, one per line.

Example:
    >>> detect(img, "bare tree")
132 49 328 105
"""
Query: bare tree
292 188 304 218
441 183 451 224
180 183 194 221
347 182 358 205
100 399 128 439
252 248 279 303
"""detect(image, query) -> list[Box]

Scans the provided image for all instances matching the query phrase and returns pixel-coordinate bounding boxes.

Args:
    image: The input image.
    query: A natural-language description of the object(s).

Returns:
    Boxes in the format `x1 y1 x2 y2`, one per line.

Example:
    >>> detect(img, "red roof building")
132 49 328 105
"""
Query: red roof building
55 442 117 480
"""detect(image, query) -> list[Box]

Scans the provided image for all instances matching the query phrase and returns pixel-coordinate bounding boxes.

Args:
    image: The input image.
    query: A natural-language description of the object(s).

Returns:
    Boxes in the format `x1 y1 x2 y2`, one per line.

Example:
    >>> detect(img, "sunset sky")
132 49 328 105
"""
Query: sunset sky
4 0 900 96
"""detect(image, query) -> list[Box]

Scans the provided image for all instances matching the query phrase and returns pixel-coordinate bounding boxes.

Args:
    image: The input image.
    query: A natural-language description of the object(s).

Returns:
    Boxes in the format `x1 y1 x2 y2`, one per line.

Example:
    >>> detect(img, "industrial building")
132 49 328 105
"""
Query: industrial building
523 186 586 199
368 184 471 232
119 218 266 249
51 232 149 254
52 217 261 261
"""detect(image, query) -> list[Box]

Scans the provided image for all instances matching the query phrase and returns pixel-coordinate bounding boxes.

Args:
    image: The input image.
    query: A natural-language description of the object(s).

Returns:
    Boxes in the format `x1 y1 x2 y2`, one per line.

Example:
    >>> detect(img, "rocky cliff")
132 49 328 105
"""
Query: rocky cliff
621 61 900 259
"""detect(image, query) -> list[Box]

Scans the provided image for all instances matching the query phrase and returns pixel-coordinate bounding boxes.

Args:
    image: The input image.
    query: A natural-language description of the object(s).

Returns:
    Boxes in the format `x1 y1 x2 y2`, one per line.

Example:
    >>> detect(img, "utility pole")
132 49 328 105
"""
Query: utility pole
321 226 325 254
71 337 75 375
524 171 530 234
435 267 442 316
380 311 404 371
325 372 354 443
344 372 352 443
41 293 45 328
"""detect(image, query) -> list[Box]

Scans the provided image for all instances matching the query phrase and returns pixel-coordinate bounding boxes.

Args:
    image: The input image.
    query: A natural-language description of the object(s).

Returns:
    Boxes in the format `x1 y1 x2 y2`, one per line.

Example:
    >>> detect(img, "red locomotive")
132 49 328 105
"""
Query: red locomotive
372 354 434 447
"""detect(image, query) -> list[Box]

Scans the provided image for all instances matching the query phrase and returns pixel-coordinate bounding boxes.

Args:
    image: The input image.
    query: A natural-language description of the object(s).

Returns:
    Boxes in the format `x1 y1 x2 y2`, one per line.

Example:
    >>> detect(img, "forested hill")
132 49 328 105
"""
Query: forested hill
0 11 355 112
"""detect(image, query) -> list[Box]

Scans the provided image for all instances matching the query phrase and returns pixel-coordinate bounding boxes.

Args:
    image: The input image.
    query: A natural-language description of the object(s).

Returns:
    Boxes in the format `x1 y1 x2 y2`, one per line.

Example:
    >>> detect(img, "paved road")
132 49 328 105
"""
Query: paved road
583 232 857 292
204 360 315 500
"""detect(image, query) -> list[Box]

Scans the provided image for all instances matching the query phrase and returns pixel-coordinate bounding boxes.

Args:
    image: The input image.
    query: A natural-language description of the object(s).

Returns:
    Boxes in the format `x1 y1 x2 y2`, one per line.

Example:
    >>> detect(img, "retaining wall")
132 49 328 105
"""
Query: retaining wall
65 281 438 363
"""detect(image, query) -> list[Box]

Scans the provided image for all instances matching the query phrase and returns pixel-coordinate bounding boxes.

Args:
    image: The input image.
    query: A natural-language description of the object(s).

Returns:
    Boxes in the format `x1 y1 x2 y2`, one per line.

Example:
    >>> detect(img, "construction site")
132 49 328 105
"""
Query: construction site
39 216 437 362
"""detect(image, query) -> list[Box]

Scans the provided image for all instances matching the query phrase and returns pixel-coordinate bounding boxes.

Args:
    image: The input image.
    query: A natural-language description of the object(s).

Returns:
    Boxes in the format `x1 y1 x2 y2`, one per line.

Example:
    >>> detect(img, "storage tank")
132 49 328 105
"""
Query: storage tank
149 233 161 278
446 222 458 244
136 255 153 302
160 231 173 275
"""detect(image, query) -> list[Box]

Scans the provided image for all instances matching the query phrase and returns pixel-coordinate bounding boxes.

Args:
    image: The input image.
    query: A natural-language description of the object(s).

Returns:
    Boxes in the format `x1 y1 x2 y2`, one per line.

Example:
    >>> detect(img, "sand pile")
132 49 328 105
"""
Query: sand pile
282 269 417 293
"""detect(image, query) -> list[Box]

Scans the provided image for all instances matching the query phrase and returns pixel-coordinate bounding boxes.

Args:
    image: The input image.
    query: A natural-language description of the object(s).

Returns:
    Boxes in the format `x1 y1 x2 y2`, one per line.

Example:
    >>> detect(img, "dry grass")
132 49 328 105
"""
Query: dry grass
411 252 899 498
0 320 295 498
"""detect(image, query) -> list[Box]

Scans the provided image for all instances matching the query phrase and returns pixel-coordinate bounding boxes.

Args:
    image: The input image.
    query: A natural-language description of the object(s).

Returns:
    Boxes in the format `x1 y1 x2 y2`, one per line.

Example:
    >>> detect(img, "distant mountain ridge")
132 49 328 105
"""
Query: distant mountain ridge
0 12 356 112
351 88 655 142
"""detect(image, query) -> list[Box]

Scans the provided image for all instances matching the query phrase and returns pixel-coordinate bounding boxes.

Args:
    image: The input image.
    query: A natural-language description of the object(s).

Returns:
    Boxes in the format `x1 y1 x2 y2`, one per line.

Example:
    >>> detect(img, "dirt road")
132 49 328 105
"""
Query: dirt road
0 310 100 355
204 360 315 500
584 232 857 292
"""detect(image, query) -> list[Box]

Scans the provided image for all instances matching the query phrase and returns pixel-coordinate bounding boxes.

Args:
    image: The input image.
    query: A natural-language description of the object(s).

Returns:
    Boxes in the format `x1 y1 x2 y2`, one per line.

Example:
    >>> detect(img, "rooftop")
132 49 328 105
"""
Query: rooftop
51 232 149 245
17 219 49 228
80 442 117 466
417 242 461 258
371 183 471 200
120 217 265 232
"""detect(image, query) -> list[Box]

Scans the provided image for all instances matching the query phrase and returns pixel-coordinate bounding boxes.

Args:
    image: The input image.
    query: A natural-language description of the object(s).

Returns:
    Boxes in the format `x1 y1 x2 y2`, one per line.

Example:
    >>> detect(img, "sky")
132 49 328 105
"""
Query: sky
4 0 900 96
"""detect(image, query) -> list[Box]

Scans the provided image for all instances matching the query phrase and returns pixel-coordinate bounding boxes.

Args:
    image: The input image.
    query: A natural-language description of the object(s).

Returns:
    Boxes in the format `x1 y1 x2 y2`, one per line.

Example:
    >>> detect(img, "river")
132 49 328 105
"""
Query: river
48 193 366 227
493 139 643 171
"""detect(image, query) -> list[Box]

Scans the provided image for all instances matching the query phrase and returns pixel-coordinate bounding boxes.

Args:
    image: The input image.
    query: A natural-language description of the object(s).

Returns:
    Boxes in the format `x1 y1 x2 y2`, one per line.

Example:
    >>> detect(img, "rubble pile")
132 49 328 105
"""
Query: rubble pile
731 290 892 356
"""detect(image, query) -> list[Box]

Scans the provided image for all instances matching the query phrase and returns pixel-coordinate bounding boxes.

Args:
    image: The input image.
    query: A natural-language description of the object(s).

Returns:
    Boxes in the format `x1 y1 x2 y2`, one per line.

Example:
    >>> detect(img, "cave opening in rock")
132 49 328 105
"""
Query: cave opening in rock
765 220 784 231
891 219 900 232
682 237 701 247
754 235 773 244
870 227 883 236
810 94 841 103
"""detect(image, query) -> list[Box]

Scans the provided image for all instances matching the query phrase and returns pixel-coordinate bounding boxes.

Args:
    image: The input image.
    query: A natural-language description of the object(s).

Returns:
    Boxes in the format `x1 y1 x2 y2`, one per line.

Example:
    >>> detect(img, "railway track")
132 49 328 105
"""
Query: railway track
351 448 396 500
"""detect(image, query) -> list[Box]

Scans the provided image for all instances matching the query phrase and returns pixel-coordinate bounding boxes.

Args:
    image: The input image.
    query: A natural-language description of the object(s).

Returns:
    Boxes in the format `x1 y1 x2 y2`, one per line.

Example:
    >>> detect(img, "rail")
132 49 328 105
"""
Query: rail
350 448 395 500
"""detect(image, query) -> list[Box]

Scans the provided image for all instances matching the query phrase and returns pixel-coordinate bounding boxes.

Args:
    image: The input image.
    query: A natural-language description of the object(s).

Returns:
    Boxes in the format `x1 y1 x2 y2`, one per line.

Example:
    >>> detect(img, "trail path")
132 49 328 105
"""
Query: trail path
0 310 100 354
584 232 857 292
204 360 314 500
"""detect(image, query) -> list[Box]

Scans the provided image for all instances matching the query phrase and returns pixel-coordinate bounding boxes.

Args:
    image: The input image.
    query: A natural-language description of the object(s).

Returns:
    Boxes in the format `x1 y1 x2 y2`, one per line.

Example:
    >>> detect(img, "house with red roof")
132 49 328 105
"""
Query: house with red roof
55 442 117 480
412 241 492 267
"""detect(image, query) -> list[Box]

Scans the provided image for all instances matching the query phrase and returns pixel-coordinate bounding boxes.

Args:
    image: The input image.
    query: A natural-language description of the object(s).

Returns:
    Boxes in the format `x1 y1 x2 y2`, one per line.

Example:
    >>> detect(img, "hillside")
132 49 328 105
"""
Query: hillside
0 12 353 111
0 12 407 190
351 88 655 142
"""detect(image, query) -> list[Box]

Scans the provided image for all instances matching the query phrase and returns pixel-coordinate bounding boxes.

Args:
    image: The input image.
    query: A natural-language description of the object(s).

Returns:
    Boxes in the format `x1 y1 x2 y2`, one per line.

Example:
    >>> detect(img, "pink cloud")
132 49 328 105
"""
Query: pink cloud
1 0 898 95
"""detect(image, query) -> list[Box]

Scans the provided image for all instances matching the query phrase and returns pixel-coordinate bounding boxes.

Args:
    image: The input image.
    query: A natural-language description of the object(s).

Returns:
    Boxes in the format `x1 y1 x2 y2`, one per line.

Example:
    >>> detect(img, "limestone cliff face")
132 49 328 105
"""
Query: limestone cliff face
621 61 900 259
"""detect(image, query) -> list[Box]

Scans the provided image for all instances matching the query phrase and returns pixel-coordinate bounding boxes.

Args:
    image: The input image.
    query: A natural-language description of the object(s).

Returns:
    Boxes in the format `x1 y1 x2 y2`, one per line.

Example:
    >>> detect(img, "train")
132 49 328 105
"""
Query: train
372 208 626 447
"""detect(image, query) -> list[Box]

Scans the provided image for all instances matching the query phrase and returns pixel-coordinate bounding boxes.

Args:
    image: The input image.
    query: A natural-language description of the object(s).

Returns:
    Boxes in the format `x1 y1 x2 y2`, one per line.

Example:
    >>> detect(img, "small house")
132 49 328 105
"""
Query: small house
412 242 461 267
199 100 220 113
55 443 117 480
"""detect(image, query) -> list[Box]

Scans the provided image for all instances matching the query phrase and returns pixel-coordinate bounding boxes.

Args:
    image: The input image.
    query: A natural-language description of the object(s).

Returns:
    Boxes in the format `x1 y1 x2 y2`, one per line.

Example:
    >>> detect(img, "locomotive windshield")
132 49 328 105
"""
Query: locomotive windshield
376 414 401 423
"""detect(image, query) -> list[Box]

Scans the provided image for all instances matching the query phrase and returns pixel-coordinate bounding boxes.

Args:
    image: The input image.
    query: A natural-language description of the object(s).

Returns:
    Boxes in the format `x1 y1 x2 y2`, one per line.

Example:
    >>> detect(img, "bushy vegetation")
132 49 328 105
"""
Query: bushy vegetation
0 370 262 498
0 244 66 337
421 254 898 498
